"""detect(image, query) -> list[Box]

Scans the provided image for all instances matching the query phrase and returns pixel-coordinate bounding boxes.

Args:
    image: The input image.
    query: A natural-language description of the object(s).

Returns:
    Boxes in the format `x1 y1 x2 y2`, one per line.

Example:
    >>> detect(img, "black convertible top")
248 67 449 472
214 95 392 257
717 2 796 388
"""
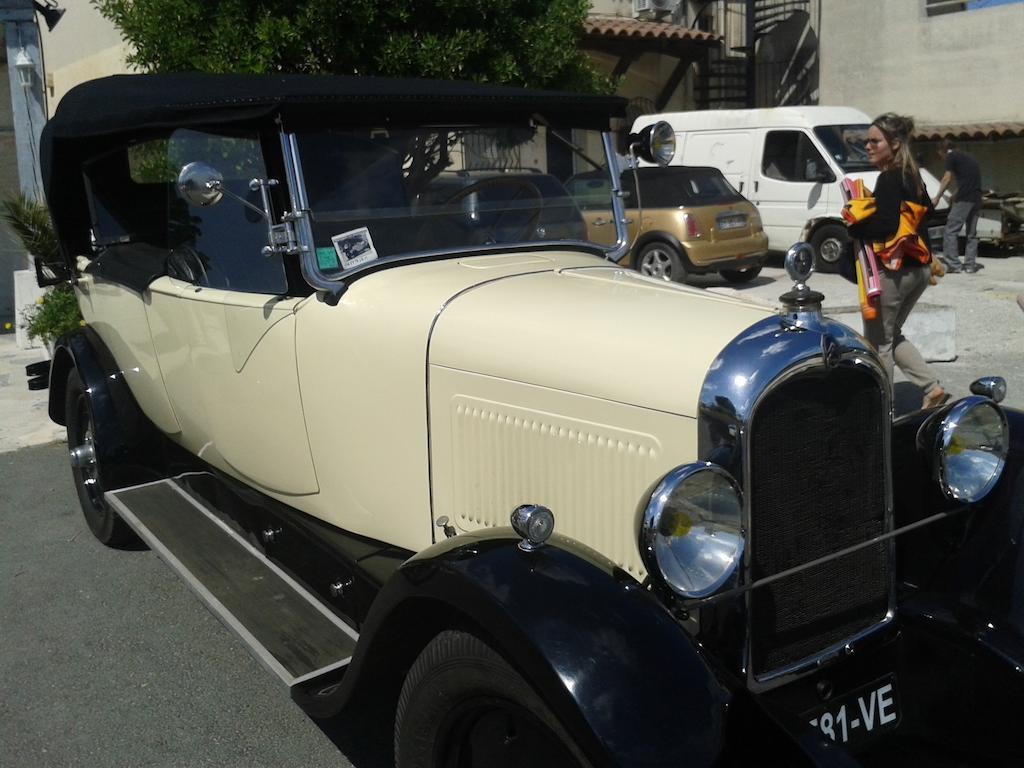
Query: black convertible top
41 73 625 261
44 73 625 140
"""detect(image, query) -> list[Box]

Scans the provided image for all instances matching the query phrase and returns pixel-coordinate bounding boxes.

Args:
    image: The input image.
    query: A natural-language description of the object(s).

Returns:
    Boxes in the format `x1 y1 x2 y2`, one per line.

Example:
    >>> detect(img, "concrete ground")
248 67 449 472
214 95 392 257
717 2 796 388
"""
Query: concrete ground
0 337 64 454
703 251 1024 413
0 251 1021 456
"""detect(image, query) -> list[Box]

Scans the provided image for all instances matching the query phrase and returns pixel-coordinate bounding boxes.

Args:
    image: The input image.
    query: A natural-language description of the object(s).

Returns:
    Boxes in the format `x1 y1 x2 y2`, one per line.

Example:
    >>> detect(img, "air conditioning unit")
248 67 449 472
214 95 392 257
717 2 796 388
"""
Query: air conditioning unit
634 0 680 18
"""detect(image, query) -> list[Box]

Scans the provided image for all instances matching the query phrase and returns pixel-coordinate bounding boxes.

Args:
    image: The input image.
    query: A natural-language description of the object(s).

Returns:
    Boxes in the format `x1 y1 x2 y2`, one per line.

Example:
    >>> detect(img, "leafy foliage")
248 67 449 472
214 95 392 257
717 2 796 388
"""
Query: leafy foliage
2 195 83 344
22 285 83 345
1 195 59 262
92 0 612 93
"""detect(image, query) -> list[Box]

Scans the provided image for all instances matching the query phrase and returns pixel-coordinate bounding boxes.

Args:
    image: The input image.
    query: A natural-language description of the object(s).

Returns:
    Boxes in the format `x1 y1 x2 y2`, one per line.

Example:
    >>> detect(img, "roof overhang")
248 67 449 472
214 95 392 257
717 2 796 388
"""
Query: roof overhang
583 17 721 58
914 122 1024 141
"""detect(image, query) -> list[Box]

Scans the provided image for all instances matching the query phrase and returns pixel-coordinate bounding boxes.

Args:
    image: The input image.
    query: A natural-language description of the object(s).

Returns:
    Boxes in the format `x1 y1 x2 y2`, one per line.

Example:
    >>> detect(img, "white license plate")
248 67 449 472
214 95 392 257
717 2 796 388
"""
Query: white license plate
806 676 900 746
717 214 747 230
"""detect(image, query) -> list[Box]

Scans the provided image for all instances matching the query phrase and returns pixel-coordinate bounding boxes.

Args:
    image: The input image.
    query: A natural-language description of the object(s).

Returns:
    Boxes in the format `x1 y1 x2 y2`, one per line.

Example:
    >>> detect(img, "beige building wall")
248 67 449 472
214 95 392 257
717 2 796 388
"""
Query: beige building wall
39 2 130 114
819 1 1024 125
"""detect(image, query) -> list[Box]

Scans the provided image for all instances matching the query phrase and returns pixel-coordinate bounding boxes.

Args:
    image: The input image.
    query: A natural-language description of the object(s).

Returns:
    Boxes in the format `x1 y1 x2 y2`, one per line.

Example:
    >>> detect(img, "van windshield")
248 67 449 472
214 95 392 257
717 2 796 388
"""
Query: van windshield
814 124 874 172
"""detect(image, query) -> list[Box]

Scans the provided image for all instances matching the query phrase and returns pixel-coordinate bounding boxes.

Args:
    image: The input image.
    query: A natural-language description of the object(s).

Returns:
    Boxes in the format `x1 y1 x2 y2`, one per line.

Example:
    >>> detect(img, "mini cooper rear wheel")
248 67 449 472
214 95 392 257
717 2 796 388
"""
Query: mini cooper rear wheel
395 630 588 768
719 265 763 284
636 242 686 283
65 369 134 547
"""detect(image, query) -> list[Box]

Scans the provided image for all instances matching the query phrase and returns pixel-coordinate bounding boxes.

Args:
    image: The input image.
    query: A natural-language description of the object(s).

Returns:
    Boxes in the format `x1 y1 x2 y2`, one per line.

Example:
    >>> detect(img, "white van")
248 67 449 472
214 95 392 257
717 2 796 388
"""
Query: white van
632 107 948 271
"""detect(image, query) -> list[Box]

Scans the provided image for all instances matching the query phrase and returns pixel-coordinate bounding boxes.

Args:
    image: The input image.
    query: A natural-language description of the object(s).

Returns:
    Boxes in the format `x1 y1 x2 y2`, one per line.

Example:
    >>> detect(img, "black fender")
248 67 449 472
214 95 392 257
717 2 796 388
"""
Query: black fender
886 405 1024 760
297 529 832 767
48 327 163 489
891 404 1024 617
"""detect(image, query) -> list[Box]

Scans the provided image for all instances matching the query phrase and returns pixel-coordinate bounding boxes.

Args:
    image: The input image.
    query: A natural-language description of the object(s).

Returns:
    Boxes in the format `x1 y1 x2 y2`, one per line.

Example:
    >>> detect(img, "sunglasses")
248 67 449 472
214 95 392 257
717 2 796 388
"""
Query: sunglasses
865 138 886 146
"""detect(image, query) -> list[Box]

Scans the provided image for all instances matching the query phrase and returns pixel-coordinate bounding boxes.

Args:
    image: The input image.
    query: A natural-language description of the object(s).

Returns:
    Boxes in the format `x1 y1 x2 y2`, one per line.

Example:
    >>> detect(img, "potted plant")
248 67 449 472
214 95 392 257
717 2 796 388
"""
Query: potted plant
1 194 82 351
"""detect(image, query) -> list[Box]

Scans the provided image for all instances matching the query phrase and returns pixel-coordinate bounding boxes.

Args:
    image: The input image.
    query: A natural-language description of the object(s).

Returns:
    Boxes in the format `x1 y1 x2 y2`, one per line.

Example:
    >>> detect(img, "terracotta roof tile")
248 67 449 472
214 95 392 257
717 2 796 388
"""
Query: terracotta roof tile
914 122 1024 141
584 17 720 44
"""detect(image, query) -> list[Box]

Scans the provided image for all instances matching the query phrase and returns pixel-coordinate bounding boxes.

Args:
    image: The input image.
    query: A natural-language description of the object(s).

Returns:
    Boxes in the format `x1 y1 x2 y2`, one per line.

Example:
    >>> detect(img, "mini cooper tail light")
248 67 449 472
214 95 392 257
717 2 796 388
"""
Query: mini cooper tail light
684 213 700 239
640 464 745 599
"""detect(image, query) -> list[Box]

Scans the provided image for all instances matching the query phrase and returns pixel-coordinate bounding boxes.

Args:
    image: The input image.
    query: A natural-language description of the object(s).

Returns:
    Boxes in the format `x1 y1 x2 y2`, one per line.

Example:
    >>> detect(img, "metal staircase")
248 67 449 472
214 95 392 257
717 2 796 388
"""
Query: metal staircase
696 0 810 109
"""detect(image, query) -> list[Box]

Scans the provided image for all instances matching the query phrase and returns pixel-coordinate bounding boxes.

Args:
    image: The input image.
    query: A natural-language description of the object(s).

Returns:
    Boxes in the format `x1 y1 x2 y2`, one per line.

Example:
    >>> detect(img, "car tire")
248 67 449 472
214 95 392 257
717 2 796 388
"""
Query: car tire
65 368 135 547
719 265 763 284
635 242 686 282
394 630 589 768
810 224 849 274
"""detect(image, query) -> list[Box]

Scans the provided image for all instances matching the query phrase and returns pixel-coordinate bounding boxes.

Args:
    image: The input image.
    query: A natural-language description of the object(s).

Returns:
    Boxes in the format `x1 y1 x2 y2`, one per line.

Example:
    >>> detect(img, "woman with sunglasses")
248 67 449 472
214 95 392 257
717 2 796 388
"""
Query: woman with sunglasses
847 113 949 410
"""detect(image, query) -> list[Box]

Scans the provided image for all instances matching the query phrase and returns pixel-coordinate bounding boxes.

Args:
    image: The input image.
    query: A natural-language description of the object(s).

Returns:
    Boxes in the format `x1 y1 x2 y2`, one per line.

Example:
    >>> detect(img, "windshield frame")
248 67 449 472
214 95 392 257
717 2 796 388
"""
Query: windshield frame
281 124 628 301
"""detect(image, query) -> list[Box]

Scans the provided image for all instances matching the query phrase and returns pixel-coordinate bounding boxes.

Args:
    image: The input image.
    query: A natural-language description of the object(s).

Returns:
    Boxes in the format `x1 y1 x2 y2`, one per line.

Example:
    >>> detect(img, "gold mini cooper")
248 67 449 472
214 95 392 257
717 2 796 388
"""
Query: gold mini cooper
568 165 768 283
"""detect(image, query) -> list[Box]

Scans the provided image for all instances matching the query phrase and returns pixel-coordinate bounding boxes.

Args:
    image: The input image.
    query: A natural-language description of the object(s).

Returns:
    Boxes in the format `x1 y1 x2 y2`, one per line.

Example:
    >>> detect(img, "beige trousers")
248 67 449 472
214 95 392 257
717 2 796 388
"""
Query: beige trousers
862 263 940 393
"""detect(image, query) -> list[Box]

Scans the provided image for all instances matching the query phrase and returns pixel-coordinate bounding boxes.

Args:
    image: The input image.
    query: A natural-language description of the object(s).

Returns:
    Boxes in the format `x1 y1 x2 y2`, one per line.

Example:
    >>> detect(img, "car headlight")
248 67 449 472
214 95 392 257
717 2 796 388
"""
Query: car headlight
934 397 1009 502
629 121 676 166
639 463 744 599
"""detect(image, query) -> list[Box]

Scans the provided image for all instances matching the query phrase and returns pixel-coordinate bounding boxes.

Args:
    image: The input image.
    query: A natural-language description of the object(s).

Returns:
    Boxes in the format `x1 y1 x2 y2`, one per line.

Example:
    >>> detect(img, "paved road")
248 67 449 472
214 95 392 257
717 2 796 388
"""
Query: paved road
0 443 391 768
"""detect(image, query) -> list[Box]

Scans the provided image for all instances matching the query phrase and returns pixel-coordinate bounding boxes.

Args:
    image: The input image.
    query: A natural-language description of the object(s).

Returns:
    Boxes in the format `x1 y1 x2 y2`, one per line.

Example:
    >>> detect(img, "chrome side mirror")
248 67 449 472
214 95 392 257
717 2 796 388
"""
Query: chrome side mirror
177 161 225 207
970 376 1007 403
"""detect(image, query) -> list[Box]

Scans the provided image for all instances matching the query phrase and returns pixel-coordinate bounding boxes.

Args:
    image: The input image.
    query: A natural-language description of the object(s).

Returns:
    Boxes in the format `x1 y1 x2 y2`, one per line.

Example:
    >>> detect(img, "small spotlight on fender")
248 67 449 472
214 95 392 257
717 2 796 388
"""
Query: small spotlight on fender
510 504 554 551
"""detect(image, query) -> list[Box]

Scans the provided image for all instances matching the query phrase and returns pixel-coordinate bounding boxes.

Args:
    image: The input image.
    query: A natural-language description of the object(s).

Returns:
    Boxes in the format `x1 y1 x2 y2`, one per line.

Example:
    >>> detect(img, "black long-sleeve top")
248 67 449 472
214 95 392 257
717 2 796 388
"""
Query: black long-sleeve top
847 169 933 243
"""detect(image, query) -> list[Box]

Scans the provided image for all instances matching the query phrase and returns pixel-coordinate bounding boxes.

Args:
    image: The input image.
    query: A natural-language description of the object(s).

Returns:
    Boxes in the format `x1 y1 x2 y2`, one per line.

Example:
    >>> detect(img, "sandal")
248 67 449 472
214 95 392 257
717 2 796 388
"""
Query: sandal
922 387 951 410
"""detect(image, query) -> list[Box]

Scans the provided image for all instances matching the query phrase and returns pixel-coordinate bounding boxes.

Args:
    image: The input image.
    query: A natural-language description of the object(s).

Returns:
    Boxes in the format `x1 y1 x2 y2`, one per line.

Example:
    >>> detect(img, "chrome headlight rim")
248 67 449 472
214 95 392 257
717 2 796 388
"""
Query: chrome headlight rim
639 462 745 600
935 396 1009 503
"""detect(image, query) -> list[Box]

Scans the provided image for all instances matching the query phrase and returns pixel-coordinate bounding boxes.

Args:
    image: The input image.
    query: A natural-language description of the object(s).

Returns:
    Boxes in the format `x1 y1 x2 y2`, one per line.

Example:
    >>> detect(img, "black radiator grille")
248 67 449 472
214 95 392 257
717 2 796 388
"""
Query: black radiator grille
748 368 889 678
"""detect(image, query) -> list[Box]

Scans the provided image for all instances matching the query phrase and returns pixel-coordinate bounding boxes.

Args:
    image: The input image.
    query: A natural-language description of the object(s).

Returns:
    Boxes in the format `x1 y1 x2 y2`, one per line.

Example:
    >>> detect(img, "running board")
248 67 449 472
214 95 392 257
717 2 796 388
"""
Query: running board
106 479 358 690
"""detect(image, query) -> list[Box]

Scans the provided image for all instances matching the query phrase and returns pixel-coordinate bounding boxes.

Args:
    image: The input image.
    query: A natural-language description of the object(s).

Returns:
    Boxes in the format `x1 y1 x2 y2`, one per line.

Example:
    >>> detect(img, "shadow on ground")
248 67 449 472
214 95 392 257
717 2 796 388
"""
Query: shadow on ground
314 692 395 768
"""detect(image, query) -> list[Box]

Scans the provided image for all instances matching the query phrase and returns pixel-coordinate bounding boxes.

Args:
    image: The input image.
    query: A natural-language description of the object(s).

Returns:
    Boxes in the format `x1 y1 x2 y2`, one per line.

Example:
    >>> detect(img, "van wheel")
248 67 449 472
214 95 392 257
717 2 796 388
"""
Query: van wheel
810 224 848 273
65 369 134 547
395 630 588 768
719 265 763 284
636 242 686 282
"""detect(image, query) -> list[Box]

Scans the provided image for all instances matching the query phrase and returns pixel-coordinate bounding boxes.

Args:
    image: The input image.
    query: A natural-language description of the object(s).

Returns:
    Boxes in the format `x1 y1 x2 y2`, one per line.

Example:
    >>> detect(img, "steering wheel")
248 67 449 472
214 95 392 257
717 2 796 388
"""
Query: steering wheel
166 245 210 286
431 177 545 248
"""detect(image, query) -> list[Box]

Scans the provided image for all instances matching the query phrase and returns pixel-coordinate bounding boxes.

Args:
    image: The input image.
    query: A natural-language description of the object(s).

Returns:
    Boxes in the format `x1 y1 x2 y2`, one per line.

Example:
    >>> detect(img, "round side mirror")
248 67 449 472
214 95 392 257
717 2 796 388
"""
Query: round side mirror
628 121 676 166
177 161 225 207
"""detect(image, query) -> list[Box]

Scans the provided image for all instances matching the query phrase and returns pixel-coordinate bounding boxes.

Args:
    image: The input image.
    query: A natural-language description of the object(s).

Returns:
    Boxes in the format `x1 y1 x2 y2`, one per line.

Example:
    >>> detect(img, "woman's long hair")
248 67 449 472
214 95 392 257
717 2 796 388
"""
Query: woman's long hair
872 112 924 196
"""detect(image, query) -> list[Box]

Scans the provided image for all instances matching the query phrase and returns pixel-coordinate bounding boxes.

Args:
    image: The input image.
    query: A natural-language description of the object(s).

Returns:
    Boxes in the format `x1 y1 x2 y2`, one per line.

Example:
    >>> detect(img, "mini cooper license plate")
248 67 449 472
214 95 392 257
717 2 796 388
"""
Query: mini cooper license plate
717 213 747 230
806 676 900 746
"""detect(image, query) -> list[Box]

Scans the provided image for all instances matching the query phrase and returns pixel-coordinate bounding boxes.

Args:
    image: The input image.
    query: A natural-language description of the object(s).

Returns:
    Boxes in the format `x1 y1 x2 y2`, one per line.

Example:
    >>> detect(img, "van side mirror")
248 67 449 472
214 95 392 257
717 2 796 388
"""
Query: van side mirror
627 121 676 166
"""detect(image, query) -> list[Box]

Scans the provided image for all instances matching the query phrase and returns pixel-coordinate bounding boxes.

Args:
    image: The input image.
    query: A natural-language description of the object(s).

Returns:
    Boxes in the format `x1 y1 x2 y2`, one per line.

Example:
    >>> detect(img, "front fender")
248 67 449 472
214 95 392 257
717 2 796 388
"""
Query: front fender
300 529 836 767
325 530 730 767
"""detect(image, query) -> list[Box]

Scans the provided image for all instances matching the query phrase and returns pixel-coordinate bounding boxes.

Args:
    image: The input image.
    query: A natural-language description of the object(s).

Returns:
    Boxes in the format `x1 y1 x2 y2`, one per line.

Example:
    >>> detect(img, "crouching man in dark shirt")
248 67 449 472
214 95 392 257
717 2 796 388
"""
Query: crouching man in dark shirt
933 138 983 273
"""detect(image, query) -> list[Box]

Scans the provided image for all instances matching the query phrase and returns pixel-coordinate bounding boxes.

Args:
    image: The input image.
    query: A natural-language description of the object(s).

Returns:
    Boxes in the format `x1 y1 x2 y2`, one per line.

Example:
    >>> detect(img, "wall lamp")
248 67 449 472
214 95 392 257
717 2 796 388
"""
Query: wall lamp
34 1 66 32
14 48 34 89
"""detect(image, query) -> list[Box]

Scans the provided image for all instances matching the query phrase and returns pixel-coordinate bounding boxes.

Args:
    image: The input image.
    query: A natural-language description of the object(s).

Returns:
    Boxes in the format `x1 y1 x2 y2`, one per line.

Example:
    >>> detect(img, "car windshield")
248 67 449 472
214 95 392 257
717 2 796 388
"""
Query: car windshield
813 124 874 172
294 125 612 274
566 167 743 210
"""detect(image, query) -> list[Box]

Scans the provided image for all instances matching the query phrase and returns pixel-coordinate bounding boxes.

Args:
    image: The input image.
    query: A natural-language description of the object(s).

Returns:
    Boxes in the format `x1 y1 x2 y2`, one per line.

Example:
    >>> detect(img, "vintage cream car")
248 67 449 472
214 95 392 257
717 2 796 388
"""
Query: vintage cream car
32 74 1024 767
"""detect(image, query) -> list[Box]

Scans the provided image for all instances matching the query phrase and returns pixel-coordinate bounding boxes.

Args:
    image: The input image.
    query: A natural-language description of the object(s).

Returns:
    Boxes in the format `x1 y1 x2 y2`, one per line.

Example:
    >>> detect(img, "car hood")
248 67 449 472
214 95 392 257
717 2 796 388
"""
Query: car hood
429 265 773 418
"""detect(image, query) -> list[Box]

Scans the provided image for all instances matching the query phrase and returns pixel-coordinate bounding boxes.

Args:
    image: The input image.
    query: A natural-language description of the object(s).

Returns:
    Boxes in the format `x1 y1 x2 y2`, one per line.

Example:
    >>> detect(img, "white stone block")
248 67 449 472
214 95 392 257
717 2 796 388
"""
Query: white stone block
827 304 957 363
13 268 46 351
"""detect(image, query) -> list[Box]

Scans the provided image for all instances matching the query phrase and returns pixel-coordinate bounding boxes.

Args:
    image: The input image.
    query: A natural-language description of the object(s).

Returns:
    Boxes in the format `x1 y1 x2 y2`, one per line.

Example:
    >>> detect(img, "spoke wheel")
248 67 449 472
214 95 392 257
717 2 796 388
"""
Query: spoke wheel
636 242 686 282
65 369 134 547
395 630 588 768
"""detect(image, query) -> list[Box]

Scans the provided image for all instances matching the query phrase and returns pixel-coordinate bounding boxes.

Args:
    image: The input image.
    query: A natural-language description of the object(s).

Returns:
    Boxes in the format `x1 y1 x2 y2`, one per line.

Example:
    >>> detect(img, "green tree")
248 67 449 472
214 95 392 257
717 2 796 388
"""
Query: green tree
92 0 612 93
